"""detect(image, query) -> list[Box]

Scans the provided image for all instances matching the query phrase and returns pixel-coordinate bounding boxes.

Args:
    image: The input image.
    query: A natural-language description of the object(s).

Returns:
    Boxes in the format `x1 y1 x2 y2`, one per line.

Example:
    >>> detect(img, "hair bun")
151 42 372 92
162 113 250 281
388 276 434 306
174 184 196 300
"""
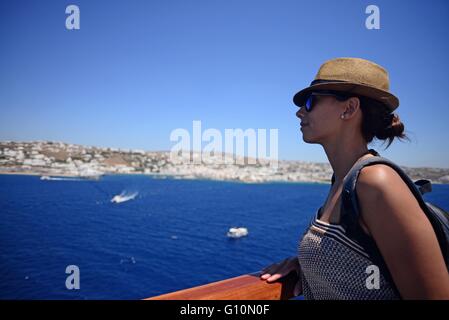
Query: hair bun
360 97 408 148
376 113 405 141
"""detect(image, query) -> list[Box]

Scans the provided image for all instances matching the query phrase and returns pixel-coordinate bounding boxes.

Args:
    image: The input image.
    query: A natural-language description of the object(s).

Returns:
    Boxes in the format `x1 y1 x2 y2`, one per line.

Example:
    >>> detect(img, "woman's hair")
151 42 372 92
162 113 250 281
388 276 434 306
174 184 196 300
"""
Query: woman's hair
358 96 407 148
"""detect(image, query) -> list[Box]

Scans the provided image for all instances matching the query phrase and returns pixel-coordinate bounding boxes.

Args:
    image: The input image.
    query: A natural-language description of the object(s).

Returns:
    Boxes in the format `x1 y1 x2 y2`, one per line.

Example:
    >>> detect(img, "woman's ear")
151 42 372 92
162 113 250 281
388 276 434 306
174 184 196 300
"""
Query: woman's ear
341 97 360 119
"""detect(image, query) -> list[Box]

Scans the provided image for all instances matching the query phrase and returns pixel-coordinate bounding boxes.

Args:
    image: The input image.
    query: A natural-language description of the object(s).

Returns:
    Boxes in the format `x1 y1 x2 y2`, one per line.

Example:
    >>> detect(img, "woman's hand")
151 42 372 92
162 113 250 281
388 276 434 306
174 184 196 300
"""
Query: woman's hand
260 256 302 296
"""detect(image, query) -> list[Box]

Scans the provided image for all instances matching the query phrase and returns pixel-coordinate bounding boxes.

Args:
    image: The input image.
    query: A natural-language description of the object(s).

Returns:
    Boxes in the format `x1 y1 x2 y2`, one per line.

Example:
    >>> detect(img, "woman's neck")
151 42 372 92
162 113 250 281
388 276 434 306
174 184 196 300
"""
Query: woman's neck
322 137 369 184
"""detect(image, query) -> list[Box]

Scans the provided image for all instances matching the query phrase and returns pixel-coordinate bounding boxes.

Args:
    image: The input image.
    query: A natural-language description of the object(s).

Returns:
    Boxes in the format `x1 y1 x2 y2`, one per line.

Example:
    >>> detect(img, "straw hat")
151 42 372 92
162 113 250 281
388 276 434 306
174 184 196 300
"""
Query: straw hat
293 57 399 111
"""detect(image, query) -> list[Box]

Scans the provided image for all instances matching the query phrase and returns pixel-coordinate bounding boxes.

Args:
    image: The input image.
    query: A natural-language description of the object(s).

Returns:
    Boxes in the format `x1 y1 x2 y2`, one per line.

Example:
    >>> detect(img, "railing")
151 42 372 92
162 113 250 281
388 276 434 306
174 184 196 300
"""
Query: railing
146 271 298 300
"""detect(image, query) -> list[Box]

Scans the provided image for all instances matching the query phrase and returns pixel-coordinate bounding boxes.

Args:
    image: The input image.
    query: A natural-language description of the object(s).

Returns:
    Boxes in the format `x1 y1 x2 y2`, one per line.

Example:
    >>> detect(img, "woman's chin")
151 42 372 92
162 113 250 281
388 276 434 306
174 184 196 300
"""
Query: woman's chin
301 136 311 143
301 133 317 144
300 126 315 143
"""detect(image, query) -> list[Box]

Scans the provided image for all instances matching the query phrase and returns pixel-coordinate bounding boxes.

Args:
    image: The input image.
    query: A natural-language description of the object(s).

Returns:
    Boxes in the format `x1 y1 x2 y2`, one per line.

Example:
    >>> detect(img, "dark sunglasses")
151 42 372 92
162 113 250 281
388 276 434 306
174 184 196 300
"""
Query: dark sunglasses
303 91 350 112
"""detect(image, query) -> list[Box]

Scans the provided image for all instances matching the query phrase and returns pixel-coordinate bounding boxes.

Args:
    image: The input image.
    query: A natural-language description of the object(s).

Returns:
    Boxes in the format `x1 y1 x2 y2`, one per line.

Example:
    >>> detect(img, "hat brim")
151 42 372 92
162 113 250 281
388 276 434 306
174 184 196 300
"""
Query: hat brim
293 82 399 112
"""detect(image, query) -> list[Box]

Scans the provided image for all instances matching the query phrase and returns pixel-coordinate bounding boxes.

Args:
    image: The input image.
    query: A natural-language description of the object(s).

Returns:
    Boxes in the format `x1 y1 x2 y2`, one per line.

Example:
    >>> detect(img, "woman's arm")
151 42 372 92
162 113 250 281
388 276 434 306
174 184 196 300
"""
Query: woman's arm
357 164 449 299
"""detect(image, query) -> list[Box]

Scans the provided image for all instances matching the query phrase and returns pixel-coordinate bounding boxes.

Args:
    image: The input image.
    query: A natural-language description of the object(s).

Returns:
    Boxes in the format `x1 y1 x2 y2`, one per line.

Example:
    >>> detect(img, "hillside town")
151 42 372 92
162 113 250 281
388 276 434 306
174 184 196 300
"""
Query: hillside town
1 141 448 184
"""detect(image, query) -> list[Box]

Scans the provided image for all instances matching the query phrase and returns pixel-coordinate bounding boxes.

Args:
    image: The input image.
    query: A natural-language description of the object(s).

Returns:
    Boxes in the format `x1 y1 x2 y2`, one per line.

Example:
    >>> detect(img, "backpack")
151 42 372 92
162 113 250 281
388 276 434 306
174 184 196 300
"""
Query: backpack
338 154 449 269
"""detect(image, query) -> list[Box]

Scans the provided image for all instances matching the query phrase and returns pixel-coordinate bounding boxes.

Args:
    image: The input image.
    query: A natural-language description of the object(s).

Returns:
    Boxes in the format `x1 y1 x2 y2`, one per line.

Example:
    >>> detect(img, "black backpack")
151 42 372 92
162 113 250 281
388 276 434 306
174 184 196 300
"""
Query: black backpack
338 154 449 269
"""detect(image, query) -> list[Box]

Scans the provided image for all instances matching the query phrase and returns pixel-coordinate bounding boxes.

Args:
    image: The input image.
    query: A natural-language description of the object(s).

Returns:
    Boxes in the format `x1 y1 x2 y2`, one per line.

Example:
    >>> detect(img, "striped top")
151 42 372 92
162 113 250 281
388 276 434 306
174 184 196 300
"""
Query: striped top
297 208 401 300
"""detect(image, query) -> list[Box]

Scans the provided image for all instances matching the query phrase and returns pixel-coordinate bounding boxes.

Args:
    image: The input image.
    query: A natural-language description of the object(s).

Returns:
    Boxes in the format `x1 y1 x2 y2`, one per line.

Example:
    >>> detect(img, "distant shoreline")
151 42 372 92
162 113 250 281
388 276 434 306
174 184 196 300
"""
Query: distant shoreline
2 141 449 184
0 171 333 185
2 171 449 186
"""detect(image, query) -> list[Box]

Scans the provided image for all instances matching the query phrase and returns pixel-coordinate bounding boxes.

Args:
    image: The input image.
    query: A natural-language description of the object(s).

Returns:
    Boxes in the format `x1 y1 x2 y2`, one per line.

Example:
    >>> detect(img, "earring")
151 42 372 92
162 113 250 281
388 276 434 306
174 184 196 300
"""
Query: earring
340 114 345 119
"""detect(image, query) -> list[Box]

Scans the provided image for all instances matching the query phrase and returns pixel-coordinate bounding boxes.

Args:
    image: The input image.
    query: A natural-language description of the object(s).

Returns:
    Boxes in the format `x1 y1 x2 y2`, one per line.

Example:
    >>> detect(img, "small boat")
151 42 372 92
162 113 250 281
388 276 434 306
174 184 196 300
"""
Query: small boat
40 175 82 181
111 191 138 204
227 227 248 238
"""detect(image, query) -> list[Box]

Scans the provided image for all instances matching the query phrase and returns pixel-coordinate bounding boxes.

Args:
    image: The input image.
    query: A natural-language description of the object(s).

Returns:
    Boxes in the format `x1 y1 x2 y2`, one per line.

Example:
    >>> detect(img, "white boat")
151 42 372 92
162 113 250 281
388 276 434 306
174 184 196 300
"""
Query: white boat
111 191 138 204
40 175 84 181
227 227 248 238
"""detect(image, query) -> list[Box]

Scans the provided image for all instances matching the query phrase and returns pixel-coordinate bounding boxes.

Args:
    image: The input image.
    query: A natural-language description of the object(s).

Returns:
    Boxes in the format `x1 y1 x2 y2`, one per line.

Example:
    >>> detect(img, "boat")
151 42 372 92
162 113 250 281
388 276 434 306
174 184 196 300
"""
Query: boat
227 227 249 238
147 227 301 300
111 191 138 203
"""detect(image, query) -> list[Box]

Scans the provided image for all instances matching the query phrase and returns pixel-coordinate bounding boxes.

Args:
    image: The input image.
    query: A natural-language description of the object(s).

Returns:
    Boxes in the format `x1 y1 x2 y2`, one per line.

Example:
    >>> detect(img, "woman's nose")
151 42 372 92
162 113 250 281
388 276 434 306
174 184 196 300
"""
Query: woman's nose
296 107 305 119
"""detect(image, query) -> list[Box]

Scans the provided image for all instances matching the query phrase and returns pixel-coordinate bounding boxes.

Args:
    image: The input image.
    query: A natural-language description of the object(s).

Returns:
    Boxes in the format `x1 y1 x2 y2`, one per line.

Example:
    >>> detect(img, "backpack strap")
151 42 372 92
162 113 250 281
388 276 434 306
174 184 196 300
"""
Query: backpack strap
341 156 426 232
340 156 449 266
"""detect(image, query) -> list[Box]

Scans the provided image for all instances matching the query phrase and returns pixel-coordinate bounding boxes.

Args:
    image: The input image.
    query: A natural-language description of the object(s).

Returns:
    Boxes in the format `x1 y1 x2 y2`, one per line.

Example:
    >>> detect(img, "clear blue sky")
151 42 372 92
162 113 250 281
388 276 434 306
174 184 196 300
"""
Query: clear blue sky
1 0 449 167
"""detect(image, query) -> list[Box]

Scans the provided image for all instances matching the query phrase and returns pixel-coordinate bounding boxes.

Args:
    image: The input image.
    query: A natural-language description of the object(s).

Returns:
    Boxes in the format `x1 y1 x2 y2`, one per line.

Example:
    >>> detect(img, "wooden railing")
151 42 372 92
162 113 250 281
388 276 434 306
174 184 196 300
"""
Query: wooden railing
146 271 299 300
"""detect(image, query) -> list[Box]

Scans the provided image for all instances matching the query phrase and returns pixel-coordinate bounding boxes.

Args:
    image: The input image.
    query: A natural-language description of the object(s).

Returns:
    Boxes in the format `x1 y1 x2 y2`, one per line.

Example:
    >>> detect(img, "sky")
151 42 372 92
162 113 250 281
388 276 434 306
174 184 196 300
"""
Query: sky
1 0 449 168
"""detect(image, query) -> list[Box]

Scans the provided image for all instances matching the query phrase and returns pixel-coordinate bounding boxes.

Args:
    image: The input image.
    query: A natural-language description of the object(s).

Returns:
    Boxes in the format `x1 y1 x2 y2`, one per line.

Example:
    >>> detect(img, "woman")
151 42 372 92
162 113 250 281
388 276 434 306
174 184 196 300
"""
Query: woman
260 57 449 299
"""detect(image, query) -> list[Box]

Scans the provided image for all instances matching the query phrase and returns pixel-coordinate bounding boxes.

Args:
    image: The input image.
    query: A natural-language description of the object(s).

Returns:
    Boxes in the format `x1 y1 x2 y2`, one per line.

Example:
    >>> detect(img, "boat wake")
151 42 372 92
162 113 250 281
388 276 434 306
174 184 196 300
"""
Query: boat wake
40 176 83 181
111 191 138 204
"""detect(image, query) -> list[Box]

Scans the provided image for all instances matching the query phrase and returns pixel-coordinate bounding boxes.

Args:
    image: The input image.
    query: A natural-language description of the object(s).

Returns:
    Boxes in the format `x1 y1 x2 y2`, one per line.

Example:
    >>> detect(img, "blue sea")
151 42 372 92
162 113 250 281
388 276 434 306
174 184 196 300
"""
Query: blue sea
1 174 448 300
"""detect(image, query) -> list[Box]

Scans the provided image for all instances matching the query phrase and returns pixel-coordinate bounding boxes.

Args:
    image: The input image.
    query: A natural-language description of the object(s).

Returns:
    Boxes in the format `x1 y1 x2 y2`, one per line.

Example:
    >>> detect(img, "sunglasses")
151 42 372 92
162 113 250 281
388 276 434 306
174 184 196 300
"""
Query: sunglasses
303 91 350 112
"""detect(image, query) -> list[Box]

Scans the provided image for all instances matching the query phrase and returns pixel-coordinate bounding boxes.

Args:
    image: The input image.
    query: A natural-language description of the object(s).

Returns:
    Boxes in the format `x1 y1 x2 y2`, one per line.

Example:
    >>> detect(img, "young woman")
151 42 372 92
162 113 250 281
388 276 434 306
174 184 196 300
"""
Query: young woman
260 57 449 300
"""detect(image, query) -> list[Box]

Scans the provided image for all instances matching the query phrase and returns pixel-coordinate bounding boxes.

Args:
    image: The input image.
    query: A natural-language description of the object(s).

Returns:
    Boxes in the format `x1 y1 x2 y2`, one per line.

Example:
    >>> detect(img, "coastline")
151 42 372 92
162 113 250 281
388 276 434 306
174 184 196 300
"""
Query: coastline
2 140 449 184
0 170 332 185
2 170 448 186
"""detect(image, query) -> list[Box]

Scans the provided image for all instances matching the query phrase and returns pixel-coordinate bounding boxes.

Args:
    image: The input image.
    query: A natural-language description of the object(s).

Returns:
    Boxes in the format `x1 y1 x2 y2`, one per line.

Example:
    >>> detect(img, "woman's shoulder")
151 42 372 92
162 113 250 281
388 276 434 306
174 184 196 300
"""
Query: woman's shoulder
355 162 421 222
355 162 424 225
356 162 406 196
